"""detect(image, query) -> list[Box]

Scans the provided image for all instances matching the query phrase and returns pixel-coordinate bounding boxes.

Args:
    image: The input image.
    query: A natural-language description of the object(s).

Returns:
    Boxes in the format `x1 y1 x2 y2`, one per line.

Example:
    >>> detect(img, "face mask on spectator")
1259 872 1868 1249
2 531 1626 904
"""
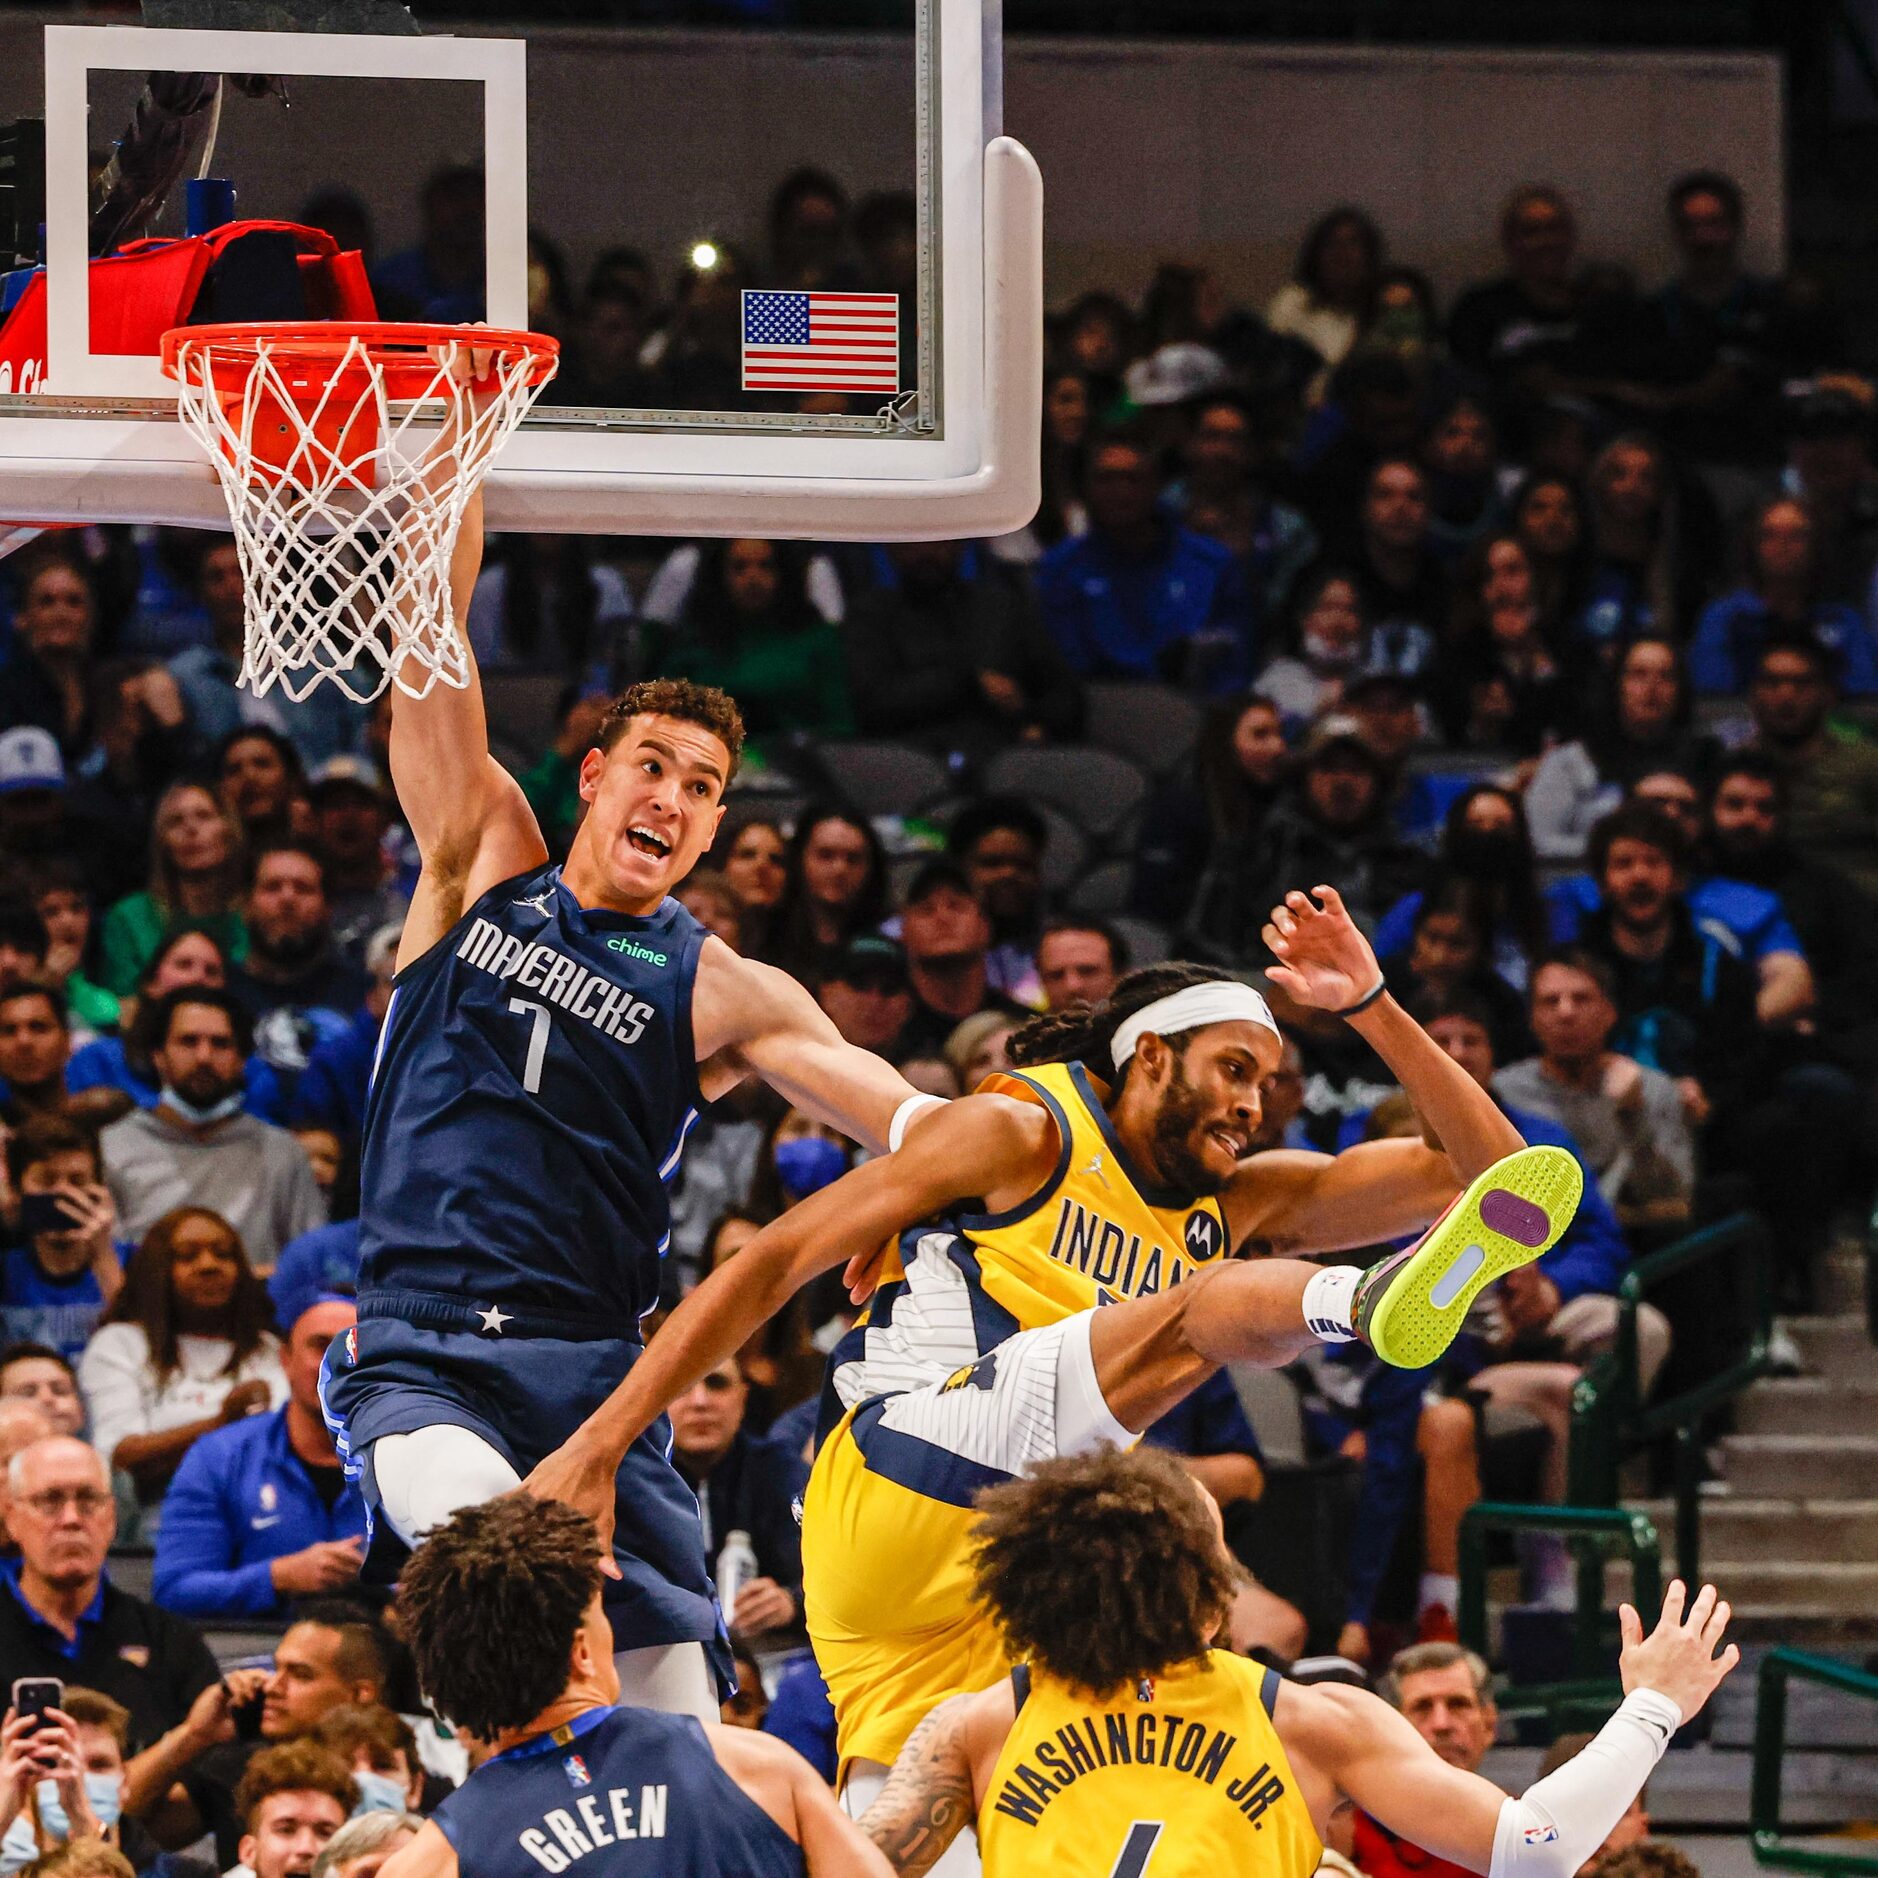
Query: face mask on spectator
350 1771 409 1816
1302 624 1363 671
773 1135 847 1201
2 1772 127 1856
162 1085 246 1126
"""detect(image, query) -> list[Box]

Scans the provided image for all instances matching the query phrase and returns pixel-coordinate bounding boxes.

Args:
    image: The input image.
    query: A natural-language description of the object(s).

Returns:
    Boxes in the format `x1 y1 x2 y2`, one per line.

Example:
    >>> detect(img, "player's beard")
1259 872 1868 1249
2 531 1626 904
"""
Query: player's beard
1149 1056 1229 1198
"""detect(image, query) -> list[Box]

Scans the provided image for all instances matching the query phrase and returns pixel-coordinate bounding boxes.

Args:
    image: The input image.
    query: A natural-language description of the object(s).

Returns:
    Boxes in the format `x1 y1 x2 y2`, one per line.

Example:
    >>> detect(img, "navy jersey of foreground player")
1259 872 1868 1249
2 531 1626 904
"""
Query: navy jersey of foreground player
321 863 725 1671
433 1706 804 1878
358 862 705 1324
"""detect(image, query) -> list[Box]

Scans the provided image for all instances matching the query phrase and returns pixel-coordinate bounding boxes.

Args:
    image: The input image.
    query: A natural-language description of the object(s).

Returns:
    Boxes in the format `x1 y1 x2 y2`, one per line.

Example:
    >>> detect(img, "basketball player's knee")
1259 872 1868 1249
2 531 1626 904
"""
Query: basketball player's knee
371 1426 523 1544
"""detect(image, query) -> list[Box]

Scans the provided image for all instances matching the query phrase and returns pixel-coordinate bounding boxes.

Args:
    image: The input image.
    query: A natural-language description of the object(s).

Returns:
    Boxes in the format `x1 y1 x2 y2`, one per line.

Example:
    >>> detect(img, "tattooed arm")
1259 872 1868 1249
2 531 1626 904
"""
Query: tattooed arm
859 1692 997 1878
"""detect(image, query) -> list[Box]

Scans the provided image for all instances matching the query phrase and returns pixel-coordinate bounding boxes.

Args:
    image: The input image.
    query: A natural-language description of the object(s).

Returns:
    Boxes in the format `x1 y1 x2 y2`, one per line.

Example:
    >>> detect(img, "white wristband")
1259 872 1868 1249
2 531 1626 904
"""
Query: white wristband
888 1094 948 1153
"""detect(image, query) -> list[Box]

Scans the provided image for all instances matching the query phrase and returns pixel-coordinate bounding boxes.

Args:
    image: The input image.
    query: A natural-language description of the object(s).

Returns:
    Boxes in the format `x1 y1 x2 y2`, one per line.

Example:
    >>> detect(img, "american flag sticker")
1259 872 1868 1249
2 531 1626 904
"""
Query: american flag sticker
741 290 900 394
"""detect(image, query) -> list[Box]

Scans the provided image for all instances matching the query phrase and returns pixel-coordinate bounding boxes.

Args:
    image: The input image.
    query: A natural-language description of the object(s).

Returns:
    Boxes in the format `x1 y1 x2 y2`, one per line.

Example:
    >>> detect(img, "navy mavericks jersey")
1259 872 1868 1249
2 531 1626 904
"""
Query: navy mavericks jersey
434 1706 802 1878
358 865 707 1326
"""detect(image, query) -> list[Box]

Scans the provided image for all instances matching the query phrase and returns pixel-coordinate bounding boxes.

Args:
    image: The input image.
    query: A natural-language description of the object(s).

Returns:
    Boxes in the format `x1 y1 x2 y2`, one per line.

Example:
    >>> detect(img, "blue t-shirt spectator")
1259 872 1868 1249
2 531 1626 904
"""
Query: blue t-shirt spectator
65 1034 286 1125
151 1405 366 1619
1036 525 1255 696
763 1657 837 1785
0 1241 130 1360
288 1009 381 1138
1546 871 1804 965
1688 590 1878 696
267 1220 362 1333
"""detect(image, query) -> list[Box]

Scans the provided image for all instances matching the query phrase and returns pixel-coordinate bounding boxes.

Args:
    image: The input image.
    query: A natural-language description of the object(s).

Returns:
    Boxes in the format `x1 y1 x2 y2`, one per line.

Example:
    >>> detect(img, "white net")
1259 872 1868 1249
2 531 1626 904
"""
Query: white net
168 329 555 704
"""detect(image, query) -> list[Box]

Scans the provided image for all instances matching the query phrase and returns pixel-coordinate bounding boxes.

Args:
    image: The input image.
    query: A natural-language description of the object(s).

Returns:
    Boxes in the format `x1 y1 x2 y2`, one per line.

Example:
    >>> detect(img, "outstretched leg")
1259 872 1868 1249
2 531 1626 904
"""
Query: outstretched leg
1088 1142 1584 1434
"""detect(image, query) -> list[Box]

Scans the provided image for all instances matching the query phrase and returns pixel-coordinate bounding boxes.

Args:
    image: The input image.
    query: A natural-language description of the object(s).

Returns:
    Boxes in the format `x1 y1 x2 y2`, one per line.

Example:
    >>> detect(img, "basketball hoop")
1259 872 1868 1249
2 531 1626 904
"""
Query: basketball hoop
160 321 559 704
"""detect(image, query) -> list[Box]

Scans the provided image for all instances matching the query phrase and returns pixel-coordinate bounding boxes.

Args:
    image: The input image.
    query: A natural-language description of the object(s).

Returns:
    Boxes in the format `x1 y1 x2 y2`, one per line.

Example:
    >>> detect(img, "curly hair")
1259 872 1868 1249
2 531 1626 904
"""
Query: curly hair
234 1740 358 1832
595 678 746 780
969 1447 1237 1700
1004 961 1236 1083
396 1494 603 1740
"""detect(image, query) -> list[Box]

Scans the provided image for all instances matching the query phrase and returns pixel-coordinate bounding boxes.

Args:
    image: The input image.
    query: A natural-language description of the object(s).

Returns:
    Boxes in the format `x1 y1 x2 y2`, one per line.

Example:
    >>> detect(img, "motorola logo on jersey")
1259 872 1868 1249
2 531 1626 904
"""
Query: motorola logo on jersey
456 917 657 1046
1184 1211 1224 1262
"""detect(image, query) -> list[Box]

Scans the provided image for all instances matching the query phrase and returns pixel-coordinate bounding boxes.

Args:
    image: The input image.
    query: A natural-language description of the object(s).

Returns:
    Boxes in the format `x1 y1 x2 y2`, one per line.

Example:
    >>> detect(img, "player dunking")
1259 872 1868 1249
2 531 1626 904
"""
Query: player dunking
525 890 1585 1829
320 479 940 1721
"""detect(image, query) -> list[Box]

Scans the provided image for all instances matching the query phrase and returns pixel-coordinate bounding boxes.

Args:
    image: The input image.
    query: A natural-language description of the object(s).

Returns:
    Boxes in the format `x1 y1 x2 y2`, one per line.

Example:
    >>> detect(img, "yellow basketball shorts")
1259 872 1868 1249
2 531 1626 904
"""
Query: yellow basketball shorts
802 1308 1135 1773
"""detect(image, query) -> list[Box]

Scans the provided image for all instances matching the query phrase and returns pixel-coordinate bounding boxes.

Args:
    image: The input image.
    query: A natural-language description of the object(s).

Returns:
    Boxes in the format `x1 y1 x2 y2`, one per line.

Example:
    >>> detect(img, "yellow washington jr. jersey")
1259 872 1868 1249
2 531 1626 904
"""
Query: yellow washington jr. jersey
978 1653 1321 1878
804 1061 1240 1776
823 1060 1235 1418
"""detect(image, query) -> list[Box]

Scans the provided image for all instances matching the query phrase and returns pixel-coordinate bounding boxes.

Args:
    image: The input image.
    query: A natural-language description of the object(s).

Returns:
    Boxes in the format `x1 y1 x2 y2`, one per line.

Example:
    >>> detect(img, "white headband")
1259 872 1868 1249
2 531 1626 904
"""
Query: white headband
1109 982 1280 1070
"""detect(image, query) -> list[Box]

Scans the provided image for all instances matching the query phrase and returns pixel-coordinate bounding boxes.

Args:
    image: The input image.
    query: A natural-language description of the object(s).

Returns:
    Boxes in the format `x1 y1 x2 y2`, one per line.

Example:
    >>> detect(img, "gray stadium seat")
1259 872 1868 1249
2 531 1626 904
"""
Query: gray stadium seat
1110 914 1170 965
982 744 1149 841
816 741 952 817
1081 681 1203 777
1067 858 1132 916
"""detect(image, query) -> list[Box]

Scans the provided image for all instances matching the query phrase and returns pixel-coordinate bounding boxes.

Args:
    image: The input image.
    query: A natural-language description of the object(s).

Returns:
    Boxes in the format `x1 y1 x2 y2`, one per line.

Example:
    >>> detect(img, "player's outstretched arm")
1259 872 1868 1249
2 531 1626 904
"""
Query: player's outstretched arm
390 464 549 967
1284 1580 1738 1878
856 1694 988 1878
1243 887 1526 1251
707 1725 896 1877
695 943 940 1155
522 1093 1057 1556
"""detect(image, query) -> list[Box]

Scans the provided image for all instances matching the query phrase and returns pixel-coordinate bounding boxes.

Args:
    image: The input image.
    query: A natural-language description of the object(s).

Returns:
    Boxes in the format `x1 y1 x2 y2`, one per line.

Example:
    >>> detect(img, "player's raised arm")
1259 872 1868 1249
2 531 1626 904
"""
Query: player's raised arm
522 1092 1058 1552
1283 1581 1738 1877
389 392 550 965
1236 887 1526 1251
695 943 943 1156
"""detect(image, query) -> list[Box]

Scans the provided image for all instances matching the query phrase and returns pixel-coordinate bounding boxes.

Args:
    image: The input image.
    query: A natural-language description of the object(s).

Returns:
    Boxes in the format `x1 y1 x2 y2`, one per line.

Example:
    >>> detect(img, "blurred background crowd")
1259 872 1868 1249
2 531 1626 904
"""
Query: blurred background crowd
0 80 1874 1878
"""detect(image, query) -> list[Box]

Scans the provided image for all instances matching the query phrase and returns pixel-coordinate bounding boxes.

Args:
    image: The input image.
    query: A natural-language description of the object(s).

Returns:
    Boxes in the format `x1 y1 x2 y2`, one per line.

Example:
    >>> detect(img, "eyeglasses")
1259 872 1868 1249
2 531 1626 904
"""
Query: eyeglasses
16 1488 111 1518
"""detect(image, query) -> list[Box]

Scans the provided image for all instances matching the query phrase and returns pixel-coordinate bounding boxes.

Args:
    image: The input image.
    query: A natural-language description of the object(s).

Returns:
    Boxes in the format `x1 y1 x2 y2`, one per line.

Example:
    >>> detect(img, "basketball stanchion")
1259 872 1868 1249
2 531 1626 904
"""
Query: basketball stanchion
160 320 559 704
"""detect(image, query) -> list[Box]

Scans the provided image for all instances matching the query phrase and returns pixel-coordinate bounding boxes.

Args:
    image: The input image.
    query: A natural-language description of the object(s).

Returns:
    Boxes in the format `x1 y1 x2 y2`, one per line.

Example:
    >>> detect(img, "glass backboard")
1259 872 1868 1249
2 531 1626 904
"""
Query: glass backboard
0 6 1038 539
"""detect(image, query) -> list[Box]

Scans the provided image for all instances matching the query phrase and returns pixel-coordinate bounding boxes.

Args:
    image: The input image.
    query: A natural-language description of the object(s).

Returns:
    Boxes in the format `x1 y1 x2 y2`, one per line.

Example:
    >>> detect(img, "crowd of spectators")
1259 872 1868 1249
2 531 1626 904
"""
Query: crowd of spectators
0 154 1870 1875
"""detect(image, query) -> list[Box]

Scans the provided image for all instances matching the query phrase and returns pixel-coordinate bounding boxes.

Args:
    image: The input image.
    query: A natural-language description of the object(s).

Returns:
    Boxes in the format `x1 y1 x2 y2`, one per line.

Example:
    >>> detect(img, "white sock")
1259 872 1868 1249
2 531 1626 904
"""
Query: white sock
1302 1266 1361 1343
1419 1572 1458 1612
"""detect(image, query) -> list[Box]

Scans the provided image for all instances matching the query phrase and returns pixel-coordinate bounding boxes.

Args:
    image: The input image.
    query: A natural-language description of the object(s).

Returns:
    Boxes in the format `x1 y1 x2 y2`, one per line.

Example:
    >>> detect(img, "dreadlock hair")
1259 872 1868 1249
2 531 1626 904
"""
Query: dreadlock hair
396 1494 604 1741
969 1447 1237 1700
1005 962 1237 1084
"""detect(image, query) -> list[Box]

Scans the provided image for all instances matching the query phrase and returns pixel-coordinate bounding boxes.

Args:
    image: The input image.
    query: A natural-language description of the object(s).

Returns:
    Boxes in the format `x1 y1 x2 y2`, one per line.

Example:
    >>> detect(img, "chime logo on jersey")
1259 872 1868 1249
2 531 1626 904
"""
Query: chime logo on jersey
562 1755 591 1789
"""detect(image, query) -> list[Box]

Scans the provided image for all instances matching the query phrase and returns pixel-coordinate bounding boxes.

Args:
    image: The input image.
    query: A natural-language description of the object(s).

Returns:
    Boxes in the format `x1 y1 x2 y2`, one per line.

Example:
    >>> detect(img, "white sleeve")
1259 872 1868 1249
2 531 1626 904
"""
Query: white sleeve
78 1325 155 1469
1489 1690 1681 1878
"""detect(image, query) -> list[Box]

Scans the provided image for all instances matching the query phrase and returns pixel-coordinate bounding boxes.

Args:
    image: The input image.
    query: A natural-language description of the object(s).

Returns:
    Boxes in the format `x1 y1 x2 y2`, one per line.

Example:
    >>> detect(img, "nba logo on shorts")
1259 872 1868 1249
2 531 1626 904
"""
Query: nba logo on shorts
1523 1826 1559 1846
343 1328 358 1366
562 1755 591 1788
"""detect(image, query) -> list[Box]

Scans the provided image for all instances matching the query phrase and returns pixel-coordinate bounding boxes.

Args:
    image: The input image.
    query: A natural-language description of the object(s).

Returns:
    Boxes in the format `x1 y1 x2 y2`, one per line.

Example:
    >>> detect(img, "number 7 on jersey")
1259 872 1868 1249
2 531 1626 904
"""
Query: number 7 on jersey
508 997 552 1094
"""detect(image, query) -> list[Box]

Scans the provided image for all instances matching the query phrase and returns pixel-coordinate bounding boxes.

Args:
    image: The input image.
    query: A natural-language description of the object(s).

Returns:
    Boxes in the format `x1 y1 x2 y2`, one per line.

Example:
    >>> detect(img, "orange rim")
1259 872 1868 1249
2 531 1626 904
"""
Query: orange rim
159 320 560 402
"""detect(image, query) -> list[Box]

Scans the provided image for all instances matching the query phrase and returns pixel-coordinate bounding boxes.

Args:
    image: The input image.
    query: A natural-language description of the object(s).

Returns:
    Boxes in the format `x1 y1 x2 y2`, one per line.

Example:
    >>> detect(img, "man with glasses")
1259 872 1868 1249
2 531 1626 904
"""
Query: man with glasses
0 1437 222 1755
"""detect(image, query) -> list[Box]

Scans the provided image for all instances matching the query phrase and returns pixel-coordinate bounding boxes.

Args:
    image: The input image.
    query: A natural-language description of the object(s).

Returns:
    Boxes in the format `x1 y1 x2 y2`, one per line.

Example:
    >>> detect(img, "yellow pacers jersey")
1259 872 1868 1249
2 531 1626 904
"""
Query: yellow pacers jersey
979 1653 1321 1878
826 1061 1234 1415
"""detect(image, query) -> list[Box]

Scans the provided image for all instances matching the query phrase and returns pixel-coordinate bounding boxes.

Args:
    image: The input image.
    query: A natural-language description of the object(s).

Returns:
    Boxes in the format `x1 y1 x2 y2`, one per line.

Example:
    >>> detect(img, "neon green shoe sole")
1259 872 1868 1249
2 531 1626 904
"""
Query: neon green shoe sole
1354 1144 1584 1370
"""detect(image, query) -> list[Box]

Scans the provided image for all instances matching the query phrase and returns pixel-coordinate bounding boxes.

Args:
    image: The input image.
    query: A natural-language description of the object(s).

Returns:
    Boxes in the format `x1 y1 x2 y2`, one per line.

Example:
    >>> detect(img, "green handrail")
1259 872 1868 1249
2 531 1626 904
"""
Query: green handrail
1457 1503 1661 1712
1752 1648 1878 1874
1567 1213 1772 1584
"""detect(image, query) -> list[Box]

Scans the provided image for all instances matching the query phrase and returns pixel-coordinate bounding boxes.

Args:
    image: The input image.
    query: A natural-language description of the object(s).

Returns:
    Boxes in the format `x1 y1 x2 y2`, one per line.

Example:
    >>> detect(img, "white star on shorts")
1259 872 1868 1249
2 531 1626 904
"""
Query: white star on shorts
477 1304 512 1335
